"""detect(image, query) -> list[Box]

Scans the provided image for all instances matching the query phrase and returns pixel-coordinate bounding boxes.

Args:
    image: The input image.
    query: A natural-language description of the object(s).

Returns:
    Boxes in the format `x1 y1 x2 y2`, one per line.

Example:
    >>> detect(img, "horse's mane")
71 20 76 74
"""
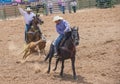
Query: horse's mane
60 30 74 50
62 27 79 48
29 20 33 26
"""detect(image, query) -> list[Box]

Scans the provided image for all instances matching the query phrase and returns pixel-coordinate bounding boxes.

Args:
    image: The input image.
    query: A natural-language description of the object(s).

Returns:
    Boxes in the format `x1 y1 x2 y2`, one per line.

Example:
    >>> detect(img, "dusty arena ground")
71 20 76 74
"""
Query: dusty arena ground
0 5 120 84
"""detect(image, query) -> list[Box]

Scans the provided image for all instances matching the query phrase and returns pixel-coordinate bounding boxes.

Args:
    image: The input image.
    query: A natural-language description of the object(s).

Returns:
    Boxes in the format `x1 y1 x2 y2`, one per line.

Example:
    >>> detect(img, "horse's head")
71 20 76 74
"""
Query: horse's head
32 14 44 25
71 26 80 46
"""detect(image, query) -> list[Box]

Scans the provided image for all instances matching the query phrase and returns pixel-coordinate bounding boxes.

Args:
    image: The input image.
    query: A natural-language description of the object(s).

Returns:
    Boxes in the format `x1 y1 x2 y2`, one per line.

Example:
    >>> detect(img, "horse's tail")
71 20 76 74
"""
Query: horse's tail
44 43 54 61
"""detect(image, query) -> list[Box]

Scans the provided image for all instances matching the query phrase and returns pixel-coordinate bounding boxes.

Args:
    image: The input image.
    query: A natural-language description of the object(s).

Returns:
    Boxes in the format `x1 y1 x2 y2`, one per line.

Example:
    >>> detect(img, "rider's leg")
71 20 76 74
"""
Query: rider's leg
54 34 64 56
25 24 30 43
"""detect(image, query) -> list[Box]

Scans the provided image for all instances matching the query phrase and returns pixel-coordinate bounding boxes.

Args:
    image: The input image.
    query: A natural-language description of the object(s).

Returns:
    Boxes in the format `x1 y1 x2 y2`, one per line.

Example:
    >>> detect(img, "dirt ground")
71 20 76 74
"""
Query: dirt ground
0 5 120 84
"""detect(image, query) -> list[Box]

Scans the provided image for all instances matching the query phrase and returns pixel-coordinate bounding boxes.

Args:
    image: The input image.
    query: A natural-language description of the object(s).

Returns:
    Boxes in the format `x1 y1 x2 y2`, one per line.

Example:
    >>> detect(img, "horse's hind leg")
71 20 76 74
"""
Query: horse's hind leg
53 58 60 71
46 49 54 73
71 57 77 80
60 60 64 77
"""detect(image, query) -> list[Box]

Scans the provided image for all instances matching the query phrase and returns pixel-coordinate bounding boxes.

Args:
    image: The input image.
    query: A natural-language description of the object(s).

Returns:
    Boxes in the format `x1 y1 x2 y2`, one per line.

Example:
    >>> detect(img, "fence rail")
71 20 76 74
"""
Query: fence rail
0 6 21 19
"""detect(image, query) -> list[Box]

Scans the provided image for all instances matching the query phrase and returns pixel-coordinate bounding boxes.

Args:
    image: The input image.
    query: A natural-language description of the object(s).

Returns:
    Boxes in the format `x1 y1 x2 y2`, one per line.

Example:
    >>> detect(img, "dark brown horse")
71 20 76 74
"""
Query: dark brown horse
26 15 44 43
45 27 80 80
25 15 46 57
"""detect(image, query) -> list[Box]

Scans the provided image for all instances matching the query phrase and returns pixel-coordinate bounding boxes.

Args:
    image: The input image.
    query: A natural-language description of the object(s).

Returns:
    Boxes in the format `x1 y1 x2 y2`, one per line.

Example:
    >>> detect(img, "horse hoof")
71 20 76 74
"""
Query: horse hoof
53 68 56 71
35 69 41 73
47 71 50 74
60 73 63 77
44 58 47 62
16 61 21 64
44 59 46 61
16 60 26 64
73 76 78 80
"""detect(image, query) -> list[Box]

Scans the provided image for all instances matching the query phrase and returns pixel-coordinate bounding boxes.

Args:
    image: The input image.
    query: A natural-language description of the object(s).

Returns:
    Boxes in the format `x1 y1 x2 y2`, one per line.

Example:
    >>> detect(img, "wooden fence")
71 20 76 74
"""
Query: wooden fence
0 6 21 19
77 0 96 9
0 0 120 20
0 4 45 20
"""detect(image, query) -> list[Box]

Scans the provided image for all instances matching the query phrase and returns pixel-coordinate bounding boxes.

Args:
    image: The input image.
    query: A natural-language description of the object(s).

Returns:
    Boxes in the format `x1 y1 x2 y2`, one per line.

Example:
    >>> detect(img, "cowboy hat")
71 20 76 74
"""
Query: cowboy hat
26 7 32 11
53 16 63 22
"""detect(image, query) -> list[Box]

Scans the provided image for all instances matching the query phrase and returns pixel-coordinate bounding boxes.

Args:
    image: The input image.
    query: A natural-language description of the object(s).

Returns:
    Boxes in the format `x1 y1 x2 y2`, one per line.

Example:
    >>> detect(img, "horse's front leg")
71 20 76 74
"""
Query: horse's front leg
53 58 60 71
60 59 64 77
71 57 77 80
44 53 50 61
47 57 52 73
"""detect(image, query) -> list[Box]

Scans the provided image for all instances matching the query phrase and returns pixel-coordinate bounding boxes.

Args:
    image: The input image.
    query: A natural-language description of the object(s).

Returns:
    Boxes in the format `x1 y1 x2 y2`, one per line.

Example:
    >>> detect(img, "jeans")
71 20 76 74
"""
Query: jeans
53 34 64 52
72 6 76 13
58 4 62 11
61 6 65 14
49 8 53 14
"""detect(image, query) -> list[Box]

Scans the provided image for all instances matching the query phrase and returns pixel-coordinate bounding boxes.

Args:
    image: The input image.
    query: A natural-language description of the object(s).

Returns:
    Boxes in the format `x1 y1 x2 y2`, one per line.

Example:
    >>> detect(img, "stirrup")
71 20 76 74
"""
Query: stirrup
54 53 59 58
54 52 58 56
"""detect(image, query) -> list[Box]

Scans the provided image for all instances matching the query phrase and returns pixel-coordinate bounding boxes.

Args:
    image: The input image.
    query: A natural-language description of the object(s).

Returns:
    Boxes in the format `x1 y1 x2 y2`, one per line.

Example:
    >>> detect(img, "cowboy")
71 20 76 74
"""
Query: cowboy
18 5 35 43
47 1 53 14
70 0 77 13
53 16 71 56
61 0 66 14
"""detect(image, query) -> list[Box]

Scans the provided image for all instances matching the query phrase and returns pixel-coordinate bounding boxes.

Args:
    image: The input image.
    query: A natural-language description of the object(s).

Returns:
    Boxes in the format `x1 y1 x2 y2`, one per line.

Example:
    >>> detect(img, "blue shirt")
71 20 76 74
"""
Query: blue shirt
56 20 71 35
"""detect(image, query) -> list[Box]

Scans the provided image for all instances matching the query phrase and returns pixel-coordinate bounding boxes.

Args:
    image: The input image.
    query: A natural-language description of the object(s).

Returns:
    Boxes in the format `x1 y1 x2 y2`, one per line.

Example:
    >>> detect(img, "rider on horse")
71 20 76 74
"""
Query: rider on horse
18 5 38 43
53 16 71 56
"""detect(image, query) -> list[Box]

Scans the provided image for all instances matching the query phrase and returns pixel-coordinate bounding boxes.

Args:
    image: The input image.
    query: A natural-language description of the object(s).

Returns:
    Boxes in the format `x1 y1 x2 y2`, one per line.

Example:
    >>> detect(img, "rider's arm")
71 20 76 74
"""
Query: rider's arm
32 12 36 17
57 29 64 35
18 7 26 15
63 20 71 32
56 25 64 35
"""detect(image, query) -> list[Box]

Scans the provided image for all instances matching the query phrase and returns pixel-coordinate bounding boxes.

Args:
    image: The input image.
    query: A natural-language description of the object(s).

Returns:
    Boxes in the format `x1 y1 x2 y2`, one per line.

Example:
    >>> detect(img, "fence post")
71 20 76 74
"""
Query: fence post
0 6 5 20
3 6 6 19
0 7 2 19
43 3 48 16
89 0 90 8
15 6 17 17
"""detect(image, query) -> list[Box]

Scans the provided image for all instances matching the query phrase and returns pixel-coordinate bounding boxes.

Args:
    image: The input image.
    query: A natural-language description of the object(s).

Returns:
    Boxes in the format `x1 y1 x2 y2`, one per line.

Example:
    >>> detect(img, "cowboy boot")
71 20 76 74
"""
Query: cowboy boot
54 46 58 57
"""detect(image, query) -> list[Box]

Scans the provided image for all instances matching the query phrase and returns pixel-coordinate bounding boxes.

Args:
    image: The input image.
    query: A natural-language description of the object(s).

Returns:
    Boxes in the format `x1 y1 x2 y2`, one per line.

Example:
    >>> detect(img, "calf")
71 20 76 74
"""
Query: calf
21 39 46 60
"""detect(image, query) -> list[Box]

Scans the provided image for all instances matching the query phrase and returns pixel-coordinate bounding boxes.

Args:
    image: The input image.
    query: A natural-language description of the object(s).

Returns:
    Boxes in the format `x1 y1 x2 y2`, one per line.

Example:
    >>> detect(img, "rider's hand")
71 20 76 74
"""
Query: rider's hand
64 30 67 34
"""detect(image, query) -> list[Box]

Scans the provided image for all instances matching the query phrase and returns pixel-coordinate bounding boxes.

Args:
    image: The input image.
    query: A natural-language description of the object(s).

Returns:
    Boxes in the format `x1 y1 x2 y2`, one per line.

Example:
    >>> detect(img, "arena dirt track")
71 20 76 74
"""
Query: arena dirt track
0 5 120 84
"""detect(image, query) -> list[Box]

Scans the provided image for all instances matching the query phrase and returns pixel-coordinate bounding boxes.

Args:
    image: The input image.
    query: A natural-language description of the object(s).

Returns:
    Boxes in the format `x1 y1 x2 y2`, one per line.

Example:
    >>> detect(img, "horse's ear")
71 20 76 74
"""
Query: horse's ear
73 26 76 28
70 26 73 30
36 13 40 17
77 26 79 31
33 16 35 19
74 26 78 30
